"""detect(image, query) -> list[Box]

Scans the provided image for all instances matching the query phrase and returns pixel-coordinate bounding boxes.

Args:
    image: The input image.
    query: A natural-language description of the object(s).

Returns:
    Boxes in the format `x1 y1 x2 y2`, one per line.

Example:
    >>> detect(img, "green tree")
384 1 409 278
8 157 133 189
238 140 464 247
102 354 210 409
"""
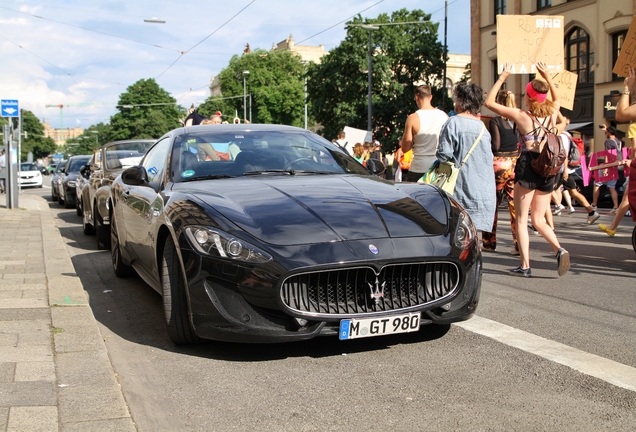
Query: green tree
20 110 57 160
459 62 471 84
199 49 307 126
307 9 445 151
109 78 182 140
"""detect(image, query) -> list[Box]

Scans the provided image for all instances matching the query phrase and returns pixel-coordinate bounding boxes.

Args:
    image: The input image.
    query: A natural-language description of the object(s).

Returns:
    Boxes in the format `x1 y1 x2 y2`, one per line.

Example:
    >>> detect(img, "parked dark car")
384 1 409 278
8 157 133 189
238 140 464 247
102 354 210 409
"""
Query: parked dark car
50 161 66 202
109 124 482 345
76 151 100 217
81 139 155 248
57 155 91 208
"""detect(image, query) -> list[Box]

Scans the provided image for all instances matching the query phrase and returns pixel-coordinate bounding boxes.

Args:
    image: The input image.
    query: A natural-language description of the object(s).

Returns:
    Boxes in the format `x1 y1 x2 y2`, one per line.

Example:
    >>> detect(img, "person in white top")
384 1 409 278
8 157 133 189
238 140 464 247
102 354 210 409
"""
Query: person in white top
335 131 352 156
399 84 449 182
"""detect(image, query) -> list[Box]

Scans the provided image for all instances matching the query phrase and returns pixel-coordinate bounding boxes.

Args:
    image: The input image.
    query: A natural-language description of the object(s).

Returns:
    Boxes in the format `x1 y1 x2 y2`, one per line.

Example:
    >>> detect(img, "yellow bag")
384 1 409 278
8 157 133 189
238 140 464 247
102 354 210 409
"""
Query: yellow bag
418 124 485 196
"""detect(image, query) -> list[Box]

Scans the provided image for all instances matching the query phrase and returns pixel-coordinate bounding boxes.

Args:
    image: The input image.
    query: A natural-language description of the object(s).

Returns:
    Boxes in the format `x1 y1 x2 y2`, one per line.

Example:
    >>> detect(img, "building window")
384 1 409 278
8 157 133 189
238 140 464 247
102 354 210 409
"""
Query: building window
612 31 628 81
537 0 551 10
495 0 506 17
565 27 594 85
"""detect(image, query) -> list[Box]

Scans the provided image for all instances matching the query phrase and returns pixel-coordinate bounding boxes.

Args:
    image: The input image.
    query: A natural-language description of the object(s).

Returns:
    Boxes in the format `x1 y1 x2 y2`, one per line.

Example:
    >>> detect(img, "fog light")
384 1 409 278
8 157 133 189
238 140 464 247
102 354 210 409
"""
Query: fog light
294 318 308 327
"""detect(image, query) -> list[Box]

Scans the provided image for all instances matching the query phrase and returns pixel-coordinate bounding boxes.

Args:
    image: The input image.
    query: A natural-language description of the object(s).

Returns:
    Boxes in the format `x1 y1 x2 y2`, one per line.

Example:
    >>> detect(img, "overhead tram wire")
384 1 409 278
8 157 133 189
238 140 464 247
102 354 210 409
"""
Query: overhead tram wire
295 0 460 45
0 5 183 53
155 0 257 80
295 0 386 45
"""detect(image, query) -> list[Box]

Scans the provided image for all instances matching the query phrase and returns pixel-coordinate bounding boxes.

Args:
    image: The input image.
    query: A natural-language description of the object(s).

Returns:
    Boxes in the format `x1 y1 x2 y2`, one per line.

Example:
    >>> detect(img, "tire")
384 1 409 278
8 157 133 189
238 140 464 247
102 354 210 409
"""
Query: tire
64 193 73 209
162 236 200 345
76 197 82 216
95 209 111 250
82 207 94 235
58 194 64 206
110 213 133 278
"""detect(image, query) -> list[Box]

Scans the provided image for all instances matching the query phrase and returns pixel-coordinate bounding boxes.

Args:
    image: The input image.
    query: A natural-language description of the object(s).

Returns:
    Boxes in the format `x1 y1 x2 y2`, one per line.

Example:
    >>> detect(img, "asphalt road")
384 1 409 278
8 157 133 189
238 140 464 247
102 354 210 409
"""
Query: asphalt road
22 178 636 431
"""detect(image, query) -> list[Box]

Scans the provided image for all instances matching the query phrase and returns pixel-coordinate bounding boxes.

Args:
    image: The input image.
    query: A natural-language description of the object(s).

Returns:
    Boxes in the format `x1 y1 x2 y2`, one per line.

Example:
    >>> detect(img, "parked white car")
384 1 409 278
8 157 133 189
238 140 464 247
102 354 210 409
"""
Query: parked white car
19 162 43 188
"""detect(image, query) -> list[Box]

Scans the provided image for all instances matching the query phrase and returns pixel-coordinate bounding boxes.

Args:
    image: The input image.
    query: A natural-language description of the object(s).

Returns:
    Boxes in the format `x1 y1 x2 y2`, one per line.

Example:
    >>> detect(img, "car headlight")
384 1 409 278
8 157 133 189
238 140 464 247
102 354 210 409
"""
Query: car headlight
184 226 272 263
67 181 76 187
35 172 41 177
453 210 477 250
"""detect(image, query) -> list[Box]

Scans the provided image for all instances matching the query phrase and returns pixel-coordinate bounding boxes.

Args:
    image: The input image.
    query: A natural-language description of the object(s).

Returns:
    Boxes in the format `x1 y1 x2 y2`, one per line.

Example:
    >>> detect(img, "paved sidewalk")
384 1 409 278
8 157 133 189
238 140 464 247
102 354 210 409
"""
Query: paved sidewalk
0 194 135 431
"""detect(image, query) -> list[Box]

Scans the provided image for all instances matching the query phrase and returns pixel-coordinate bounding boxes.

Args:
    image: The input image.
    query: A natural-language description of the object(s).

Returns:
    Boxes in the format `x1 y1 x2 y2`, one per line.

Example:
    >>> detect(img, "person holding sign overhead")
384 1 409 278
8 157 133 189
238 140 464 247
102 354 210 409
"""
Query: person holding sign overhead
485 62 569 278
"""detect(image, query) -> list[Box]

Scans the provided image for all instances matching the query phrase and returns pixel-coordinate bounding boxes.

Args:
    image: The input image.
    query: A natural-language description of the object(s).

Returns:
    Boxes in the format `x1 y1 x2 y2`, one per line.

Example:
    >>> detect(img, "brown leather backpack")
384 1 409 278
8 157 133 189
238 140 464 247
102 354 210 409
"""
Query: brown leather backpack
529 114 566 177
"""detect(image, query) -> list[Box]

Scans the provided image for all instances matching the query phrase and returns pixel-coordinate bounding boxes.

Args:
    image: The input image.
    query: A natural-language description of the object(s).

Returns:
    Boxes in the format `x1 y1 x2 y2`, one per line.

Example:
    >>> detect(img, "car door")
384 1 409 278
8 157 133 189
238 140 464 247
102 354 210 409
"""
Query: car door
121 137 172 274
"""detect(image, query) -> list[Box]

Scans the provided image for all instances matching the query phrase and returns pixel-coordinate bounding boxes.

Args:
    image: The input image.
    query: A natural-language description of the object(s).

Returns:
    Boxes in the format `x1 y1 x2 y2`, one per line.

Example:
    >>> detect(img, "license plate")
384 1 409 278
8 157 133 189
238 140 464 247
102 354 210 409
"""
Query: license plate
339 312 421 340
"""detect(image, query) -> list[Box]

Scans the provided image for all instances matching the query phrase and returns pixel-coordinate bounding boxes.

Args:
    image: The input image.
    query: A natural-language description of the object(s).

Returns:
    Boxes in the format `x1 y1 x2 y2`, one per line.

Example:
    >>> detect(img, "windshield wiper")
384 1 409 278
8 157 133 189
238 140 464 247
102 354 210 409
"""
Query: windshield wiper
181 174 234 182
287 170 337 175
243 169 294 176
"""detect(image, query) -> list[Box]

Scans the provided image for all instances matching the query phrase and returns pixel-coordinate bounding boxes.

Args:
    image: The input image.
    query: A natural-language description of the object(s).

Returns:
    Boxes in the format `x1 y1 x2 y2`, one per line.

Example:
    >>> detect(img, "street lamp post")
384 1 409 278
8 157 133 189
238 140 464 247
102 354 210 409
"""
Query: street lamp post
361 25 379 134
242 70 250 123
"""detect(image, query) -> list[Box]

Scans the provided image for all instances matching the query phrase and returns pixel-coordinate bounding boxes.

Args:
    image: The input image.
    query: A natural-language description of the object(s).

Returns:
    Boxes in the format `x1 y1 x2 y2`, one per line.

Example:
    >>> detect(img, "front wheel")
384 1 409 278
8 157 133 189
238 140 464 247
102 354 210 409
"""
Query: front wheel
110 213 133 278
95 208 111 250
75 197 82 216
162 236 201 345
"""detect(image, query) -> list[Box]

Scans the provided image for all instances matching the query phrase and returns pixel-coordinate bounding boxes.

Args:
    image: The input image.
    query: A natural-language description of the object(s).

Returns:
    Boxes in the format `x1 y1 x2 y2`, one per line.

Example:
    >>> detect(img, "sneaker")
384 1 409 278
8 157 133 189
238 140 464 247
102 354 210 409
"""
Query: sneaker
528 223 539 235
586 212 600 224
553 204 565 215
510 248 520 256
556 248 570 276
627 210 632 217
510 266 531 277
567 207 576 214
598 223 616 237
610 208 618 215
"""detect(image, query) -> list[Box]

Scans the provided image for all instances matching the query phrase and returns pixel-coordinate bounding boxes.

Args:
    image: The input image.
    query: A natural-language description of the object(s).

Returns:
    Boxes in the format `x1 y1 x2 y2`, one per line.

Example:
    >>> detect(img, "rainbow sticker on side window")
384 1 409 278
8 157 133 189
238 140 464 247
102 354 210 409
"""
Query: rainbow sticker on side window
182 170 195 178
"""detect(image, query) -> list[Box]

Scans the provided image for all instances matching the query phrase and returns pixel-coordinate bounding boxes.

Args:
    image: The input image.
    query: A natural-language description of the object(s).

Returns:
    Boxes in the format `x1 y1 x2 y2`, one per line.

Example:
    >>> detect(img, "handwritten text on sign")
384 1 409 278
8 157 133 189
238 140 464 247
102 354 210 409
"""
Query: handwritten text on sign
612 16 636 77
542 70 578 111
497 15 565 74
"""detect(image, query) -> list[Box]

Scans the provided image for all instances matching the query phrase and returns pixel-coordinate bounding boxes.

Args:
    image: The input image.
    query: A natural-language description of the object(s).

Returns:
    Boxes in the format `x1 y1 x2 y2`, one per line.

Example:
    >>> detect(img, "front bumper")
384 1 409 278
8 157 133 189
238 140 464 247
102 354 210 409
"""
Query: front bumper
184 245 482 344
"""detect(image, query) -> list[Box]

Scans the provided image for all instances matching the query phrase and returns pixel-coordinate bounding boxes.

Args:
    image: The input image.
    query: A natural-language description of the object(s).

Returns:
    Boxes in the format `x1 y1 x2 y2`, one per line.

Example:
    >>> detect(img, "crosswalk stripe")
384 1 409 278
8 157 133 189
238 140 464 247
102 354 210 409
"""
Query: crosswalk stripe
455 315 636 392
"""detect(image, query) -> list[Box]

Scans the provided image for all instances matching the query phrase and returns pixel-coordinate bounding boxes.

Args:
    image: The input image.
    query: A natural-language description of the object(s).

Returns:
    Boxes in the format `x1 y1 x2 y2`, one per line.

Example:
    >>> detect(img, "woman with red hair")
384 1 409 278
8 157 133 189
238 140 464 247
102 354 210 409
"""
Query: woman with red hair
485 62 569 278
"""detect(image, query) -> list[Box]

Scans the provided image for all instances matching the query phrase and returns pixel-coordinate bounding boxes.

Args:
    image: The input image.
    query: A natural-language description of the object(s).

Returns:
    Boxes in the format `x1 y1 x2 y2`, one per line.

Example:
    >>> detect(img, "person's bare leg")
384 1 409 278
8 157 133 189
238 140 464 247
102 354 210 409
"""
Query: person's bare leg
514 183 534 269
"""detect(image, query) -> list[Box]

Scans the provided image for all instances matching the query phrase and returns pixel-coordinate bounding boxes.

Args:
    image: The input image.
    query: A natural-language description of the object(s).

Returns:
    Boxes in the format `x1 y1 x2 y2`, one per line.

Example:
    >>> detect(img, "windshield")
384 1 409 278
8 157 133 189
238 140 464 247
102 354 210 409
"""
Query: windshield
104 141 153 170
68 156 90 173
172 130 368 182
55 161 67 173
20 163 38 171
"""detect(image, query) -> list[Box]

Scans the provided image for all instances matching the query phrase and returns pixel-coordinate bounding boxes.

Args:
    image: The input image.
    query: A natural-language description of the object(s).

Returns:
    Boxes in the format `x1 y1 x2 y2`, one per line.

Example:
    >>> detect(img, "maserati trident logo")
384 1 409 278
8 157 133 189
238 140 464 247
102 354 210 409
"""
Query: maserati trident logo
368 244 379 254
368 277 386 305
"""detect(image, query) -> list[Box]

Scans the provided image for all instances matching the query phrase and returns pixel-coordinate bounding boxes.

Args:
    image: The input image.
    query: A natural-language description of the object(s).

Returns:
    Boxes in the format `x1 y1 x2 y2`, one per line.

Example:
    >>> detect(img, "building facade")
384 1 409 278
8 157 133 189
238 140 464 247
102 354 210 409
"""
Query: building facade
472 0 635 151
43 123 84 146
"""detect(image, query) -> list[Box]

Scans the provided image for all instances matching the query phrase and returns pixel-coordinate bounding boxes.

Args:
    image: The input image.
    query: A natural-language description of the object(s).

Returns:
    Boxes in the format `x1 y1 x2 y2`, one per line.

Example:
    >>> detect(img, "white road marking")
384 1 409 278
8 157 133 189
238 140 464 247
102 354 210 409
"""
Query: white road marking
455 315 636 392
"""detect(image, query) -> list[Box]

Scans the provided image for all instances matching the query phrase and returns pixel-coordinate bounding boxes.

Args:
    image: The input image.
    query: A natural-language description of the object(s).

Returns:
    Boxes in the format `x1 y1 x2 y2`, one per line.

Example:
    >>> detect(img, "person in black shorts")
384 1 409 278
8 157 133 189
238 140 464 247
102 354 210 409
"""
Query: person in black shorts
484 62 571 278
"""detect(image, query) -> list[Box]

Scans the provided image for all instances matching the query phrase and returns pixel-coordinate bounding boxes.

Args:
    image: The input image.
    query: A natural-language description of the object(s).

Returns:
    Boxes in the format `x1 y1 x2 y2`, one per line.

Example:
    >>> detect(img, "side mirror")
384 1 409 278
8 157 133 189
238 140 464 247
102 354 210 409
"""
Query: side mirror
366 158 385 176
121 165 149 186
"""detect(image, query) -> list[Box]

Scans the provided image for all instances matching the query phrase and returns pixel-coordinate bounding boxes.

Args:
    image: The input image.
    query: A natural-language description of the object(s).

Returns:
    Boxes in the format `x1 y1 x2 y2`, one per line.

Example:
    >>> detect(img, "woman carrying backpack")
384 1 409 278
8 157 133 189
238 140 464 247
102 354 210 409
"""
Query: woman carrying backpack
484 62 570 278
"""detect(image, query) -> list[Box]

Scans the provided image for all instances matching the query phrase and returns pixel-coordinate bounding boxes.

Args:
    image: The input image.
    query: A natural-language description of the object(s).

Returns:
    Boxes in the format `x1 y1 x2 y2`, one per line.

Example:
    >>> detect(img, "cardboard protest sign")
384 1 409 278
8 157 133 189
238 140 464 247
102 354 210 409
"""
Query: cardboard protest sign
612 16 636 77
496 15 565 75
538 70 578 111
343 126 372 146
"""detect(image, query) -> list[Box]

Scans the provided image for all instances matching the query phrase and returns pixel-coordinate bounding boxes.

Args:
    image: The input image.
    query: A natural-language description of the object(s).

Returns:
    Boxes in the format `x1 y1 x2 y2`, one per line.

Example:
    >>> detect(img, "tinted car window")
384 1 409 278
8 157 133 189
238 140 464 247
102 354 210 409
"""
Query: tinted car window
172 130 368 182
142 138 172 183
104 141 153 170
68 157 90 173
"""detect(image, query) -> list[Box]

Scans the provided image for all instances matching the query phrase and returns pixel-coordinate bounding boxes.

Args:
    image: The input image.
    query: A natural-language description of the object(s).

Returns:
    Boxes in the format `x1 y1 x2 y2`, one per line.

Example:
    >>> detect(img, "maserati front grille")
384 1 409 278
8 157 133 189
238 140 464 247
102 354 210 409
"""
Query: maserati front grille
280 262 460 316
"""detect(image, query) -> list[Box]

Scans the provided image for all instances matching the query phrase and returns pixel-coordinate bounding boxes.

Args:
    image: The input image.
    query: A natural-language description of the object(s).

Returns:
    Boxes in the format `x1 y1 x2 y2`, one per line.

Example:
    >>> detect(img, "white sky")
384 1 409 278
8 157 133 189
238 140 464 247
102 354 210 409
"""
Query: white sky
0 0 470 129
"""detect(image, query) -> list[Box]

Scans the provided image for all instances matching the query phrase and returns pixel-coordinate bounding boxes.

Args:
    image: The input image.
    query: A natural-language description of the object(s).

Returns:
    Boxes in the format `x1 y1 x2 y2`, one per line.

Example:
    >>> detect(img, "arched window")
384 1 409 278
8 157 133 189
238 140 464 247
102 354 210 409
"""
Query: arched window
565 27 594 84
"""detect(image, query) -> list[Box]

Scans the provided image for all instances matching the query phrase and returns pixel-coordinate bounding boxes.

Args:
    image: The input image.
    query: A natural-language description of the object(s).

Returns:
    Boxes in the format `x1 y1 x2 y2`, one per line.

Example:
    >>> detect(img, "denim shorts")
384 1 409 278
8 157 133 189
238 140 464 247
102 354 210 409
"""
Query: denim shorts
594 179 618 188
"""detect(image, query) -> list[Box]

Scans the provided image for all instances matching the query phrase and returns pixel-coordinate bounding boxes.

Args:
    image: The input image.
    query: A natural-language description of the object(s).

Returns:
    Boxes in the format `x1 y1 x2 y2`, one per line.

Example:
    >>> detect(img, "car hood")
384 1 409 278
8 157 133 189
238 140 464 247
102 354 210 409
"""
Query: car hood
173 176 448 246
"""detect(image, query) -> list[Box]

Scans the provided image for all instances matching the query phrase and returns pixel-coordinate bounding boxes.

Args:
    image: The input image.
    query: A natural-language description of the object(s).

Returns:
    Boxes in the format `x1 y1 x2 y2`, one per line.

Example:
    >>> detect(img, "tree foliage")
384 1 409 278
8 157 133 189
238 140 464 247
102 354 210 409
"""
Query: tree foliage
19 110 57 160
459 62 471 84
62 122 114 157
109 78 182 140
307 9 446 151
199 49 307 127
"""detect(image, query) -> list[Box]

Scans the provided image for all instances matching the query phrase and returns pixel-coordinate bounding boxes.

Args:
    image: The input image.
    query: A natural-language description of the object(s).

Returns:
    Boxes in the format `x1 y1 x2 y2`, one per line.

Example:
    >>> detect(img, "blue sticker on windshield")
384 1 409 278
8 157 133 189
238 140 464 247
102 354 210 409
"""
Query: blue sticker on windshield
182 170 195 178
148 166 158 175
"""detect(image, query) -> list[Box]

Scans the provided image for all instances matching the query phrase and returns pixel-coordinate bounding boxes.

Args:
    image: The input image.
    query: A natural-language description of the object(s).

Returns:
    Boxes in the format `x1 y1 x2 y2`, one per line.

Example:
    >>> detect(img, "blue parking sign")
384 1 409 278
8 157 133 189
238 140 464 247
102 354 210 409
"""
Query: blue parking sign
1 100 19 117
